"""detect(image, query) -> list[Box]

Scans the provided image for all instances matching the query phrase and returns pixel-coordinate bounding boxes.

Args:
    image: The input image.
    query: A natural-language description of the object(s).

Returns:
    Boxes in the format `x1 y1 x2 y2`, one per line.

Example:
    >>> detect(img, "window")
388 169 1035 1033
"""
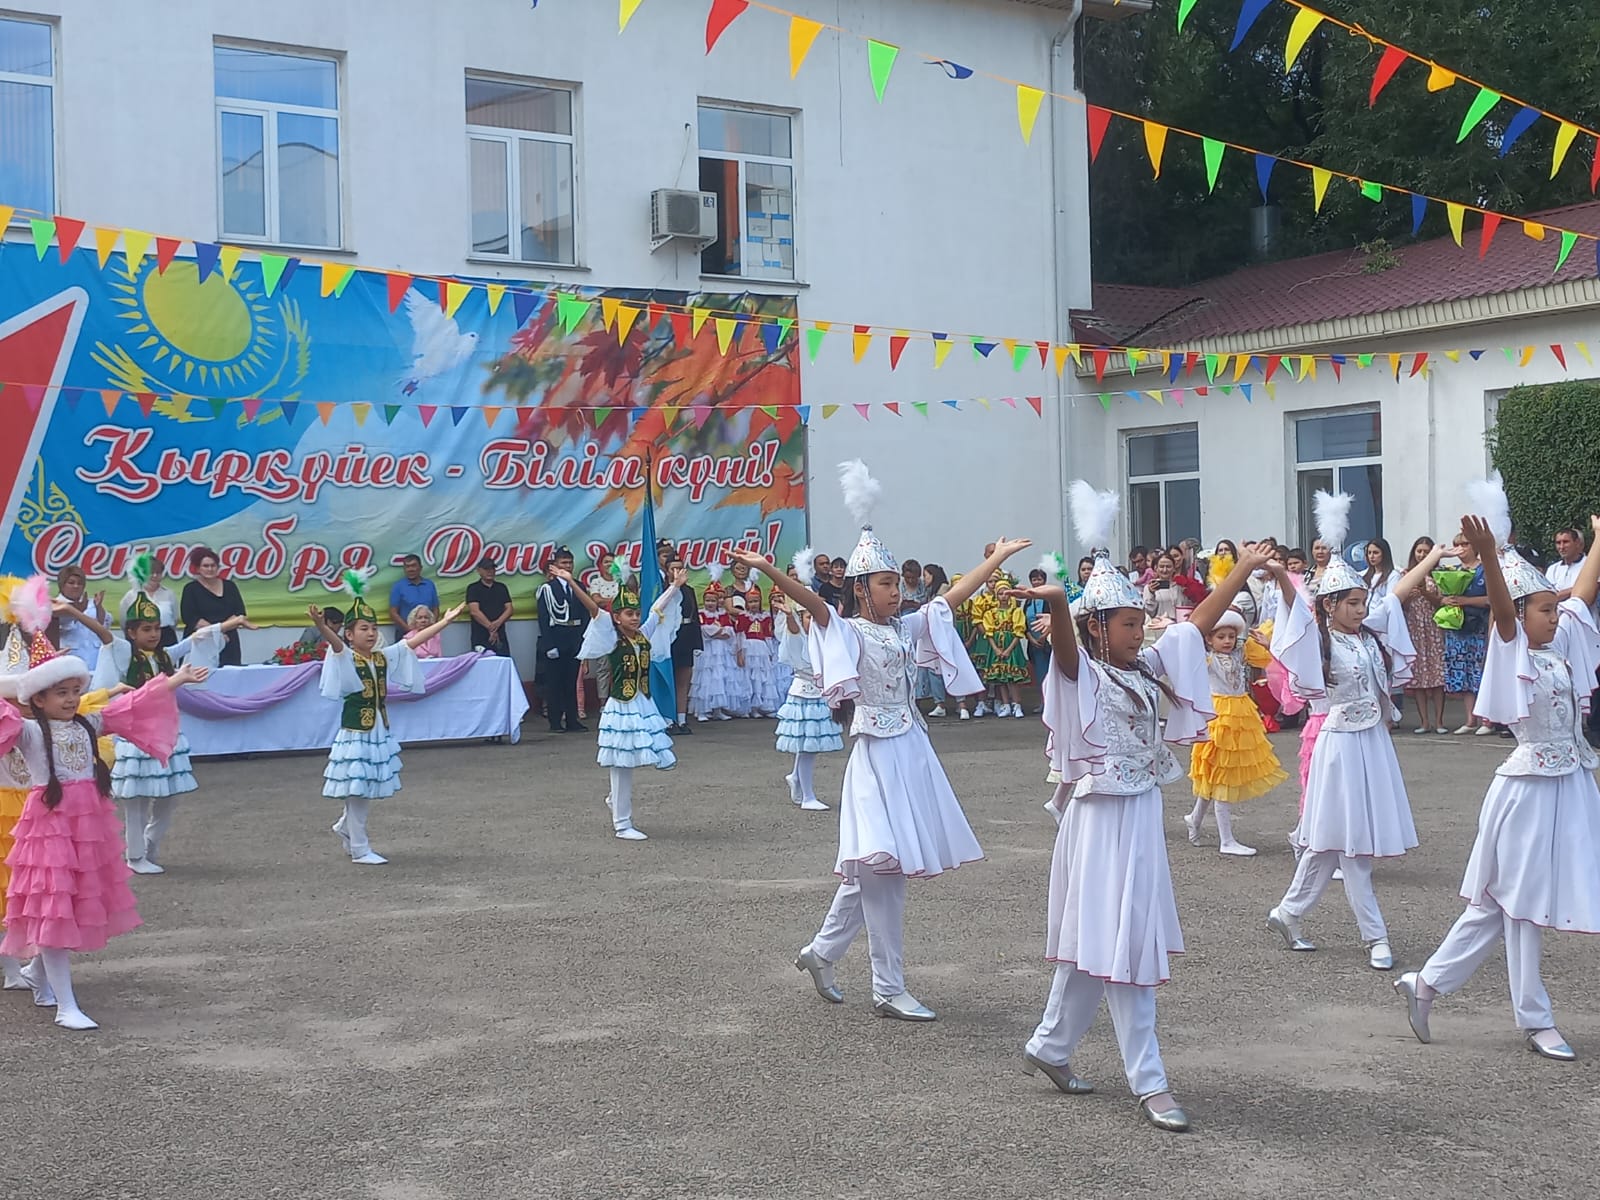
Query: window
1126 427 1200 551
215 45 341 247
465 76 576 265
1294 409 1382 549
698 104 795 280
0 16 55 218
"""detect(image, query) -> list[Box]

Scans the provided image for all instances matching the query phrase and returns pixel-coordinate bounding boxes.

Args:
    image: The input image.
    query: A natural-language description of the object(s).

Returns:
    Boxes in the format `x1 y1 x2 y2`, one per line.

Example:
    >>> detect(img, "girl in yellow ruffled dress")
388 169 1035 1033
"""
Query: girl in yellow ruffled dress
1185 609 1287 855
972 574 1030 718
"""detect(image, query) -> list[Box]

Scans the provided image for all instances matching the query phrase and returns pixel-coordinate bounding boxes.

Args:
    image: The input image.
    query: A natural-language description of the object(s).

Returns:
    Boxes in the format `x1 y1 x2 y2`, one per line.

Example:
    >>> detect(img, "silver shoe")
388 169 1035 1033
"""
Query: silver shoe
1368 939 1394 971
794 947 843 1004
873 990 936 1021
1267 907 1316 952
1138 1092 1191 1133
1022 1050 1094 1095
1393 972 1431 1044
1527 1029 1577 1061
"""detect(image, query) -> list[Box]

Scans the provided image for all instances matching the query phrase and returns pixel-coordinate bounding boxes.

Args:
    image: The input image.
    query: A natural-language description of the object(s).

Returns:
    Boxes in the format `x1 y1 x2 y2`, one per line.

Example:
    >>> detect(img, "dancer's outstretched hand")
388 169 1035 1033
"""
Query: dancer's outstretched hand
730 549 770 575
991 538 1033 560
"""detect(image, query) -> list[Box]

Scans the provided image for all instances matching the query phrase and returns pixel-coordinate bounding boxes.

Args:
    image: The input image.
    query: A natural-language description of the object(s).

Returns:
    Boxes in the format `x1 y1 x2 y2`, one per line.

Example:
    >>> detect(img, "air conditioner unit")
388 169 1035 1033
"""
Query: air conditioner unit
651 188 718 251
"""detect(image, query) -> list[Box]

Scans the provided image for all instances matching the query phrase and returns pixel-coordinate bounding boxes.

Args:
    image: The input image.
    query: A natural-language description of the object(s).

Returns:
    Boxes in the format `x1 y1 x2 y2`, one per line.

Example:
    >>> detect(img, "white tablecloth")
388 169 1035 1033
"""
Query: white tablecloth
181 656 530 757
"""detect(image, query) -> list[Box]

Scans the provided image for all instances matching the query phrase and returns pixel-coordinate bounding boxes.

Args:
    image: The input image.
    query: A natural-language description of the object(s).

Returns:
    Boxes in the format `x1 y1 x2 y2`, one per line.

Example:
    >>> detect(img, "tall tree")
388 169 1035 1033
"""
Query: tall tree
1083 2 1600 286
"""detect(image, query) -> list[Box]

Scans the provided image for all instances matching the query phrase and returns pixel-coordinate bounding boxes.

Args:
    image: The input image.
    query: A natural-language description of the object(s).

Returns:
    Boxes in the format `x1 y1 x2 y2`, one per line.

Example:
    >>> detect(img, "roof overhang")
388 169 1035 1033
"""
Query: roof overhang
1007 0 1154 19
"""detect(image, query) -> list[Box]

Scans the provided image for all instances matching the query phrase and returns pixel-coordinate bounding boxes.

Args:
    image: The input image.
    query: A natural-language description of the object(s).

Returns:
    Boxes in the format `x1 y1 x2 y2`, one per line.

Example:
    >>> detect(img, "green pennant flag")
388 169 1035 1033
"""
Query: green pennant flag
805 325 828 362
1204 352 1220 381
1456 87 1501 143
29 218 54 259
1202 138 1225 193
261 253 290 296
1359 180 1383 202
912 400 929 416
383 405 402 425
1555 229 1579 272
208 398 229 419
556 294 594 333
867 40 899 102
758 404 779 418
1357 353 1374 368
1011 343 1030 371
1177 0 1200 30
1501 347 1516 363
776 316 795 344
1127 350 1141 377
1098 393 1113 411
593 406 613 425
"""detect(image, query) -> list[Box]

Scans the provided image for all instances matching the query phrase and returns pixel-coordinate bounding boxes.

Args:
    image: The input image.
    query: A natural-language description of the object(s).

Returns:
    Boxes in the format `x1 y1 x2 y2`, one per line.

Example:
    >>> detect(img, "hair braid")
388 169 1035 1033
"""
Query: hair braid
36 713 62 810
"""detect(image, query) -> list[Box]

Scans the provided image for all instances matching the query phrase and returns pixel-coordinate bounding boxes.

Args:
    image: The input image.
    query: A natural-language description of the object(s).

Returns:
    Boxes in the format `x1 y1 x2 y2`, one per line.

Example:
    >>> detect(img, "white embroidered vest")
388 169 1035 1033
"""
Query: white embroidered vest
1205 649 1248 698
1318 631 1395 732
848 618 922 739
1496 648 1599 778
1072 658 1181 798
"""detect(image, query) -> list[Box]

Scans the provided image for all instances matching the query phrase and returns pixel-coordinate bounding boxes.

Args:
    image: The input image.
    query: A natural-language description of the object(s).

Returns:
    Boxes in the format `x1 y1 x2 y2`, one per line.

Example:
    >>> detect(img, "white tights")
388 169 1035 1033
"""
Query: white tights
609 767 635 832
792 753 817 802
124 795 180 863
40 948 85 1020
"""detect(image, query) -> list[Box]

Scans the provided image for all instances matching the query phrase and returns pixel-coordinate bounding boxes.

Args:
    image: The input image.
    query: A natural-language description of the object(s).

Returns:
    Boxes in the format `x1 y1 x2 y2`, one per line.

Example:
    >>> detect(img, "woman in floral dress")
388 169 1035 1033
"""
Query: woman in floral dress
1402 536 1447 734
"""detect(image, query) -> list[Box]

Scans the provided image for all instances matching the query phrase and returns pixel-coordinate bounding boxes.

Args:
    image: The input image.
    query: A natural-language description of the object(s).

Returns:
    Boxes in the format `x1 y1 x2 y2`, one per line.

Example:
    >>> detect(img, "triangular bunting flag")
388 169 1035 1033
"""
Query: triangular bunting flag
54 216 86 260
1091 348 1110 381
1552 122 1580 178
261 254 291 297
1035 340 1050 368
1456 87 1501 143
418 405 437 427
912 400 929 417
1551 344 1568 370
599 296 621 331
485 284 505 315
692 307 712 336
1522 221 1546 241
155 237 180 273
219 244 242 281
1359 180 1383 203
194 242 221 282
706 0 749 53
387 272 413 311
61 386 81 412
1411 193 1428 237
1202 138 1225 193
1263 355 1281 382
852 324 872 363
1369 44 1407 107
95 226 121 267
383 405 402 425
513 290 543 327
100 389 121 417
1478 212 1502 258
867 40 899 103
240 398 263 422
933 333 953 369
352 403 372 426
278 398 299 426
691 402 712 428
1498 107 1542 159
28 218 53 259
444 281 471 318
821 404 840 420
1555 229 1579 272
805 321 829 362
449 406 468 426
716 317 738 355
1008 339 1029 371
1254 153 1276 202
482 406 503 428
1053 345 1071 376
1426 64 1456 92
972 338 997 359
1284 9 1323 67
1177 0 1199 30
1241 383 1254 402
943 400 961 411
20 385 45 414
556 293 594 333
661 405 680 430
1410 352 1429 377
320 262 354 297
1576 342 1593 365
1017 85 1046 145
884 402 900 416
1519 345 1535 367
615 303 641 344
1446 203 1465 246
1444 350 1461 362
1026 396 1043 416
620 0 645 32
888 331 910 370
1311 167 1332 213
1142 121 1169 178
1229 0 1273 51
1087 106 1113 163
1388 352 1403 379
123 229 150 270
796 404 812 423
789 15 824 77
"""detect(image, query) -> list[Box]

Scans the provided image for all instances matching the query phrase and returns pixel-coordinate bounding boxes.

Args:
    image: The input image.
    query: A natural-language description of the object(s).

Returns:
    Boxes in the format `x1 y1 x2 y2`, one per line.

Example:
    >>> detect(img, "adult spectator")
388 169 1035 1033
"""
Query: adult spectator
1127 546 1150 584
1142 552 1184 627
180 546 250 666
1440 529 1490 735
298 606 344 651
814 552 842 609
1361 537 1402 603
53 565 110 667
899 558 928 614
1546 525 1599 743
536 546 589 733
466 553 513 657
667 552 701 733
118 555 179 648
389 554 440 642
829 557 848 594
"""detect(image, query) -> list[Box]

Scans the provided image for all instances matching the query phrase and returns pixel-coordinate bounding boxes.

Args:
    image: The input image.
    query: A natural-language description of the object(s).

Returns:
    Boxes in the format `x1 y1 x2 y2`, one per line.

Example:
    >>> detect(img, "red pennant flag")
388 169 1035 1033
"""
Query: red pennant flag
1026 396 1043 416
1087 106 1113 163
418 405 437 427
1409 352 1429 377
1330 359 1343 381
1196 387 1209 397
1591 151 1600 195
884 402 900 416
155 237 180 273
1369 45 1407 107
647 302 667 329
1477 212 1502 258
100 389 121 416
706 0 749 53
1035 340 1050 367
1183 351 1201 376
669 311 691 345
1264 354 1282 382
1091 348 1110 382
1552 344 1568 369
888 333 909 370
135 392 157 417
387 273 413 312
53 216 86 263
21 384 46 413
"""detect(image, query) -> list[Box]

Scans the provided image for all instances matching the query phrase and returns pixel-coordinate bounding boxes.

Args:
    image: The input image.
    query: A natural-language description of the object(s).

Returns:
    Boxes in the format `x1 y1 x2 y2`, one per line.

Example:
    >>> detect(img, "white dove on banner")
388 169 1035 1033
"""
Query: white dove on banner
399 289 479 395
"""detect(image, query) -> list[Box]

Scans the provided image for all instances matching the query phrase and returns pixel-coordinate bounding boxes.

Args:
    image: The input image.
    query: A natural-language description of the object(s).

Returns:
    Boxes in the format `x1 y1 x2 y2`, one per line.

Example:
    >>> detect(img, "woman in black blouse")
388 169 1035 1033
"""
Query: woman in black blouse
180 545 251 666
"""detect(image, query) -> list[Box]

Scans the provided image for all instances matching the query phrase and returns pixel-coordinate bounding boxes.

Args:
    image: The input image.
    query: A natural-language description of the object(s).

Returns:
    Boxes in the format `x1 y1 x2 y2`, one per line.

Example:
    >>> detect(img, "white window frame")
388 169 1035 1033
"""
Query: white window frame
464 75 579 266
697 101 797 282
1291 405 1382 549
1123 424 1201 552
0 13 58 222
213 42 344 250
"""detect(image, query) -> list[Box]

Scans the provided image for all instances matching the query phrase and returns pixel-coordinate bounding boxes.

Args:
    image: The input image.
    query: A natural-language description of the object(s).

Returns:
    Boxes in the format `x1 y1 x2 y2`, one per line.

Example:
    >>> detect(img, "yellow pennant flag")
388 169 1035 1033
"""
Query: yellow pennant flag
1284 9 1323 67
0 206 14 233
219 244 242 280
714 317 737 354
123 229 151 270
444 281 469 318
1426 64 1456 92
1522 221 1547 241
320 262 353 297
1576 342 1593 365
615 303 641 344
1142 121 1169 178
93 226 120 268
1147 390 1165 406
821 404 840 420
789 15 824 77
1446 202 1465 246
485 284 505 315
1311 167 1332 213
1017 85 1046 146
1387 352 1403 377
352 402 372 427
934 338 954 369
692 308 711 336
1231 353 1250 382
1298 355 1316 380
619 0 644 32
1551 122 1579 178
1519 345 1535 367
852 326 873 363
600 296 621 331
1053 345 1071 376
1444 349 1462 362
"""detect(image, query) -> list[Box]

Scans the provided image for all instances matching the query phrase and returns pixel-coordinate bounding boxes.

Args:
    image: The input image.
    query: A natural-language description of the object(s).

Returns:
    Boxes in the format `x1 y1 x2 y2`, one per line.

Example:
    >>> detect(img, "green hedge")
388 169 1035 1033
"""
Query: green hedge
1486 381 1600 549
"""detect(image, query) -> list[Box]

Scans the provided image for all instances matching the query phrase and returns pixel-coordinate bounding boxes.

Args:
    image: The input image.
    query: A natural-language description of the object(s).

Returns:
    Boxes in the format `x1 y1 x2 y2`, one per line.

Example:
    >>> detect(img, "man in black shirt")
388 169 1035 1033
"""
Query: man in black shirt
466 554 513 656
537 546 589 732
665 551 701 733
814 551 842 609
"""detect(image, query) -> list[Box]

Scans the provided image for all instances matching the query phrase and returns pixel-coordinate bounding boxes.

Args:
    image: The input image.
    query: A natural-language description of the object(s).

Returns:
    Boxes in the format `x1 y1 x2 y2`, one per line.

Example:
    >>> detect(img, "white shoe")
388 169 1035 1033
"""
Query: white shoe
785 773 801 805
799 798 831 812
351 852 388 865
332 819 351 852
1183 812 1203 846
1369 939 1394 970
1413 727 1428 735
1267 906 1316 952
1219 841 1258 857
1451 725 1474 735
974 702 990 718
1 970 25 992
126 858 164 876
1474 725 1494 737
1013 706 1027 719
959 708 970 720
615 827 649 841
929 705 947 718
19 958 54 1007
54 1008 98 1031
1332 868 1345 881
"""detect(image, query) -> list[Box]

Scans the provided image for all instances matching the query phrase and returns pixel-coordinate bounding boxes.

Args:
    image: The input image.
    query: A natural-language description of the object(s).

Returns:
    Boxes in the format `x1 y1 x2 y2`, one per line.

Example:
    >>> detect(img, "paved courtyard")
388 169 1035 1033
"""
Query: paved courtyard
5 717 1596 1199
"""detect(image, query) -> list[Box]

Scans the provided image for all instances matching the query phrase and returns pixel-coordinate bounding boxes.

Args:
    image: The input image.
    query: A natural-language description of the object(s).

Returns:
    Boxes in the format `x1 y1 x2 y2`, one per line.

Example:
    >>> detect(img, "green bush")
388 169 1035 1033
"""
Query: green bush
1486 382 1600 549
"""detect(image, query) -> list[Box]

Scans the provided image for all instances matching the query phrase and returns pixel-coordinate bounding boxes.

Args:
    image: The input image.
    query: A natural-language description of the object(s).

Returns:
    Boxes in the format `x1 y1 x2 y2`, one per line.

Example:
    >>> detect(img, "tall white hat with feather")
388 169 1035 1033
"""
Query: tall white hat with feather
1311 491 1367 596
839 460 898 577
1466 473 1555 600
1068 481 1142 615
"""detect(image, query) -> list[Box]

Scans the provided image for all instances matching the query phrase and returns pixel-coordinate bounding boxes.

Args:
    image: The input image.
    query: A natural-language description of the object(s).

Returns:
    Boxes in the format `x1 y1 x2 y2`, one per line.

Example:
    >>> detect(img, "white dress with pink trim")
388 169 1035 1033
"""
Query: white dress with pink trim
807 598 982 881
1458 599 1600 931
1039 621 1212 987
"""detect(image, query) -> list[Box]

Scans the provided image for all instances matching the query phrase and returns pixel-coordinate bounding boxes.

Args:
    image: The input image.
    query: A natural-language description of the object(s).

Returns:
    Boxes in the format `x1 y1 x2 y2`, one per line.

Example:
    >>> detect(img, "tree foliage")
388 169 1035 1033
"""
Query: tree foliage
1486 382 1600 548
1083 3 1600 286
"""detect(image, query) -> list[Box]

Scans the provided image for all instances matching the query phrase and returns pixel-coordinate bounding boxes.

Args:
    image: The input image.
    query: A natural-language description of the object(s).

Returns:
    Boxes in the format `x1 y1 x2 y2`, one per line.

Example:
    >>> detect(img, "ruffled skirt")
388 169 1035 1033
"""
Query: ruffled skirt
1188 694 1288 803
689 640 738 716
834 726 982 881
1458 769 1600 932
111 732 198 800
743 639 782 716
323 727 403 800
1 780 142 955
775 693 844 754
1296 724 1417 858
596 695 676 770
1044 785 1183 986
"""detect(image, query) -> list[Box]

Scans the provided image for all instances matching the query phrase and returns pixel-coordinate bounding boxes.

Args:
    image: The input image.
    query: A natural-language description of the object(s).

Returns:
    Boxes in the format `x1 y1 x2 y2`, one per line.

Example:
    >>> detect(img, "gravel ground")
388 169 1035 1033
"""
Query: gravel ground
4 716 1596 1199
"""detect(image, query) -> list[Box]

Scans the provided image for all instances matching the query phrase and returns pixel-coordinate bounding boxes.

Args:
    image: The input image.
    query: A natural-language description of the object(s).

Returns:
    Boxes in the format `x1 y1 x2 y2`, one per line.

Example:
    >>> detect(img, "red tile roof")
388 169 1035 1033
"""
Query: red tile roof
1072 201 1600 346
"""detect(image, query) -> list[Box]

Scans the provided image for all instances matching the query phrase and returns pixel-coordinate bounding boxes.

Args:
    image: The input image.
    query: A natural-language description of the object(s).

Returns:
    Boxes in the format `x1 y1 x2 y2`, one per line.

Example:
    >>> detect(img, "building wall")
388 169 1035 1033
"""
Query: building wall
1069 305 1600 559
18 0 1089 580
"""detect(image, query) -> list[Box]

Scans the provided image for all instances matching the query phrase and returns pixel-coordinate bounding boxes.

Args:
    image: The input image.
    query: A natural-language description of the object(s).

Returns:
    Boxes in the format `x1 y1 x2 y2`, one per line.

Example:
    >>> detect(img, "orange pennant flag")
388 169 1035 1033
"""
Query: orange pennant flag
1519 345 1535 367
1017 85 1046 146
99 389 121 417
789 15 824 77
1142 122 1169 178
1522 221 1547 241
1426 64 1456 92
852 324 872 363
93 227 120 268
316 402 336 426
482 406 502 427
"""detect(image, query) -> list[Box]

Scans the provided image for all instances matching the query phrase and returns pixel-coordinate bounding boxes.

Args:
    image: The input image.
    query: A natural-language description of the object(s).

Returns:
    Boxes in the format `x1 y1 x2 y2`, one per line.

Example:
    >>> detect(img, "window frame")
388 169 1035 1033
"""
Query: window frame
463 74 580 267
213 41 345 250
0 12 59 222
1291 405 1383 549
696 100 798 282
1123 424 1201 552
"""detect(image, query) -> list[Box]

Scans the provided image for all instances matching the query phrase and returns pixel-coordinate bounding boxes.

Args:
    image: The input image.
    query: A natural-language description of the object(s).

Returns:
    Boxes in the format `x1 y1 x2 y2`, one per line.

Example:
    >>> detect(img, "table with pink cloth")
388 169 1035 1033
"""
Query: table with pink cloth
176 653 529 756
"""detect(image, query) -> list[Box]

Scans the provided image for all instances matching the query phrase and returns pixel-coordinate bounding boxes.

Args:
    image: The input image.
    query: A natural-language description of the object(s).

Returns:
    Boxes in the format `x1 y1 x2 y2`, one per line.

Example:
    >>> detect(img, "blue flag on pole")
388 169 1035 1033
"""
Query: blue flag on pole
639 452 677 721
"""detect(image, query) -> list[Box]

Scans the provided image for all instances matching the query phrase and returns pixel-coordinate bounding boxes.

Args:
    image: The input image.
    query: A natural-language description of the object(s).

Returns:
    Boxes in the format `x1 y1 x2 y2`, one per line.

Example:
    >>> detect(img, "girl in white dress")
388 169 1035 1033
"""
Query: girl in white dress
1016 482 1269 1134
689 569 736 721
734 460 1030 1022
1395 505 1600 1061
773 554 843 812
1265 492 1448 970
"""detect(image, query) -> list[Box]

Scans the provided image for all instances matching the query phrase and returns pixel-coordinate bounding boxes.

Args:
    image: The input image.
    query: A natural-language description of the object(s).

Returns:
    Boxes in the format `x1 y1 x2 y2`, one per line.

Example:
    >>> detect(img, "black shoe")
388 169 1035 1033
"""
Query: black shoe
566 723 588 733
678 722 693 734
548 725 564 734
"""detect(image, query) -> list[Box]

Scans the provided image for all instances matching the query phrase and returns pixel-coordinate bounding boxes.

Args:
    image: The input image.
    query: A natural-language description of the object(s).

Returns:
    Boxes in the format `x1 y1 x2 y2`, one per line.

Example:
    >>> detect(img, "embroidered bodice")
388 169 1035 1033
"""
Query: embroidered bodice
786 632 823 700
608 634 652 701
1073 658 1181 798
1206 649 1248 697
849 617 921 739
8 716 104 785
1317 630 1394 732
1497 647 1599 777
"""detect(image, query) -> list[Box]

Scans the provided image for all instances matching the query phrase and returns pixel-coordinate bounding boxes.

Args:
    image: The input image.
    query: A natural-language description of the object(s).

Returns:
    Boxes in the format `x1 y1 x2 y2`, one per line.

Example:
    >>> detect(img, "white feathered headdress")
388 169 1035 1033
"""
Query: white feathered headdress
1068 480 1141 613
839 460 898 576
1311 491 1365 596
792 545 817 589
1466 473 1553 600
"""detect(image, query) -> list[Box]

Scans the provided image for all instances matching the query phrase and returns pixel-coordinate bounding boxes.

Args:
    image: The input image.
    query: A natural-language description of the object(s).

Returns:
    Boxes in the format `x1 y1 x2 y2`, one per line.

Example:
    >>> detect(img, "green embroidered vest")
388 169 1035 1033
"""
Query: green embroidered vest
341 652 388 731
124 647 174 688
608 636 650 702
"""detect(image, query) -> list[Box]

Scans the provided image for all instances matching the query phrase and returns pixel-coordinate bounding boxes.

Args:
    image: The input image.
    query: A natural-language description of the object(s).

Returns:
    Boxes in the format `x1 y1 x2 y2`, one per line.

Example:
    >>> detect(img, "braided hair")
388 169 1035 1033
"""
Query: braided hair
32 709 113 810
1316 589 1392 681
830 573 904 730
1075 608 1179 712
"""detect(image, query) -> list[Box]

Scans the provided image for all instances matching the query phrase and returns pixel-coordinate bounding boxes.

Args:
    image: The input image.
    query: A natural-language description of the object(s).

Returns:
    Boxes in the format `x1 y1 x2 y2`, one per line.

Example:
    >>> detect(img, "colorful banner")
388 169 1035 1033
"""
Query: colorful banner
0 252 805 623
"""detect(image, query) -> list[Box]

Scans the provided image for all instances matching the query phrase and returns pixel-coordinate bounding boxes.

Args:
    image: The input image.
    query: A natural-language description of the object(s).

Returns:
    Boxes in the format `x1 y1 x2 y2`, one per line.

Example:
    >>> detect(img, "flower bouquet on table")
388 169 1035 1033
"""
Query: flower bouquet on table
1431 567 1476 630
271 639 328 665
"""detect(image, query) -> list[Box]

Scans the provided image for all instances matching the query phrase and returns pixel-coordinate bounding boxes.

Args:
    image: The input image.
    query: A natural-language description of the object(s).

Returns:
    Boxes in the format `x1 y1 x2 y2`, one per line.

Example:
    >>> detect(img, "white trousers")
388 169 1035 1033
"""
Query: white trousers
1421 897 1554 1030
807 873 907 997
609 767 635 832
1026 965 1168 1097
1278 849 1387 942
123 796 180 862
334 798 372 858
